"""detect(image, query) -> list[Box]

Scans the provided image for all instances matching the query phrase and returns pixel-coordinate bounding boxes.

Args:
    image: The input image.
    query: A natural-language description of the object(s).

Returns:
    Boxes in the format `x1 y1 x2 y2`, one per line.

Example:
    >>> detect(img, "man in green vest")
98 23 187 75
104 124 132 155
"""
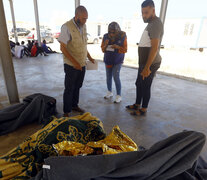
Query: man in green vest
58 6 95 117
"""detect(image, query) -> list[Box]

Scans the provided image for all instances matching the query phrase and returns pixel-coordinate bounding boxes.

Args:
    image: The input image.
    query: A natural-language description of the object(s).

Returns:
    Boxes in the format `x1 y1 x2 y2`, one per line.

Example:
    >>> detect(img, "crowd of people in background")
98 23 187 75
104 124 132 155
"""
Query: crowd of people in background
9 39 56 59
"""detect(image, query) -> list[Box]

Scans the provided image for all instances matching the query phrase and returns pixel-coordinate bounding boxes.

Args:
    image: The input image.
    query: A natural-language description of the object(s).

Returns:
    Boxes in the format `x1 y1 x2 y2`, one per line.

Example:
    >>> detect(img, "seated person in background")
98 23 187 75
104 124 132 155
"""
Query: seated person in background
31 42 48 57
9 40 16 56
21 41 31 57
42 39 56 53
9 40 16 49
14 42 24 59
27 40 33 52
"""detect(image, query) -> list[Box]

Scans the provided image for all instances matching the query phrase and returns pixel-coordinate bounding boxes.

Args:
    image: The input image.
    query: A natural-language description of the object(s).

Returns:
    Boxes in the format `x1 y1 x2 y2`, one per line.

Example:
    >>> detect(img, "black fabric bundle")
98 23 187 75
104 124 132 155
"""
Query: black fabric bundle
0 93 57 135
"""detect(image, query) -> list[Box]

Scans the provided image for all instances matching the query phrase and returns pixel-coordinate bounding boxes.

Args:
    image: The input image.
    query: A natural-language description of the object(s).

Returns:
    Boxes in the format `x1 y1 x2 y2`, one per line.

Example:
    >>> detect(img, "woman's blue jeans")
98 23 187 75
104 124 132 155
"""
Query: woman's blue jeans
105 63 122 96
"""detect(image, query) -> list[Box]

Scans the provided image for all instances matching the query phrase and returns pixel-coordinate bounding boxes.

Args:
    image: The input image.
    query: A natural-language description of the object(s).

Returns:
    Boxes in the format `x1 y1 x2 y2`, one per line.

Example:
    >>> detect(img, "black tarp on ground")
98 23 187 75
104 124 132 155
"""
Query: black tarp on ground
0 93 56 135
31 131 207 180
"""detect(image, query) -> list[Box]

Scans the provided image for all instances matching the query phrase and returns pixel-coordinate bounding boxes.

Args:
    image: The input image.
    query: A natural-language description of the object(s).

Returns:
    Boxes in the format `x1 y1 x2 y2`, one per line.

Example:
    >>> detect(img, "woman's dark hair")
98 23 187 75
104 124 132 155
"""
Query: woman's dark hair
108 22 121 33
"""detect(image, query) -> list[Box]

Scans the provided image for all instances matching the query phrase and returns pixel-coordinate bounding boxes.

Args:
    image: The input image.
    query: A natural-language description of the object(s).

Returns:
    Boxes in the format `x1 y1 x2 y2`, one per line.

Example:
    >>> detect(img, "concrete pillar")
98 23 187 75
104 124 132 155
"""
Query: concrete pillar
159 0 168 25
0 0 19 104
33 0 41 46
9 0 18 43
75 0 80 9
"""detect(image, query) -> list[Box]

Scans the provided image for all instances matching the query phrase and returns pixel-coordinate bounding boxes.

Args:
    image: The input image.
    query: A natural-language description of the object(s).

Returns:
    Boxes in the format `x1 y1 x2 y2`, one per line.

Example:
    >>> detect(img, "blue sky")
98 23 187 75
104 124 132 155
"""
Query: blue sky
2 0 207 24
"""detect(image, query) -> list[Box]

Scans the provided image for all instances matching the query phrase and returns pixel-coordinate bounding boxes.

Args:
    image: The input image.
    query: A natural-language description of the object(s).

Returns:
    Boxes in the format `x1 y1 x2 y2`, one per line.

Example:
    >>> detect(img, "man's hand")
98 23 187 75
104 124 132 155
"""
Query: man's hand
89 58 95 64
141 67 151 80
87 51 95 64
73 62 82 71
111 44 120 49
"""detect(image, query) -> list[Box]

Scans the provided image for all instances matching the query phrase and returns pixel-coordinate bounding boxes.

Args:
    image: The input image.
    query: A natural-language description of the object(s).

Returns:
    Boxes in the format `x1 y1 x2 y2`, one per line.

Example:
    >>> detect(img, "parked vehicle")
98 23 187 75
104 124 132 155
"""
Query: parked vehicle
26 30 54 43
53 32 60 39
41 31 54 43
87 33 100 44
52 25 61 39
26 33 35 40
11 28 30 37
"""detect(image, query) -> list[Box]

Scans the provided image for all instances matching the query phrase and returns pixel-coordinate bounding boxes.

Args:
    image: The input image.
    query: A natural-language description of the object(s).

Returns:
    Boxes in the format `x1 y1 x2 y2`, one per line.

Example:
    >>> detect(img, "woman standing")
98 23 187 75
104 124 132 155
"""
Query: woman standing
101 22 127 103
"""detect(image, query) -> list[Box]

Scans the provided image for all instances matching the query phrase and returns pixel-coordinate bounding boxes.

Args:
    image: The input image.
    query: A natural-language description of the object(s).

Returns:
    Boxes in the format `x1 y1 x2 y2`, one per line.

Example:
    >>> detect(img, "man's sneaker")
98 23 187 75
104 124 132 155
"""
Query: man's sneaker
114 95 122 103
104 91 113 99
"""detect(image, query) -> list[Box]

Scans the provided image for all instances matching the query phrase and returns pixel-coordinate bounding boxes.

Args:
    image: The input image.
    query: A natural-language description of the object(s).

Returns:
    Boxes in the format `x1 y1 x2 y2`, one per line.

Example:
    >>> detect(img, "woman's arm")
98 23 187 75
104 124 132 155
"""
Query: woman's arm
101 38 109 53
111 36 128 53
118 36 127 53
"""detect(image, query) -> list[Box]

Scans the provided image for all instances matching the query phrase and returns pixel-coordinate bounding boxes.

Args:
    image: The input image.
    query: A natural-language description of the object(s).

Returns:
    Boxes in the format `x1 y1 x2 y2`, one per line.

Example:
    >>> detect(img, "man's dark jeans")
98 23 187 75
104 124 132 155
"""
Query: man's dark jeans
63 64 86 113
135 63 160 108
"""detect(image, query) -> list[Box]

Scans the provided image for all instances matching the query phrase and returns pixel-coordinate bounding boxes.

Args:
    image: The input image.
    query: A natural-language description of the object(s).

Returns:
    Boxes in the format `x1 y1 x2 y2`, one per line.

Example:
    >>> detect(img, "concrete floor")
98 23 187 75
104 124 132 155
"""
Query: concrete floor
0 53 207 160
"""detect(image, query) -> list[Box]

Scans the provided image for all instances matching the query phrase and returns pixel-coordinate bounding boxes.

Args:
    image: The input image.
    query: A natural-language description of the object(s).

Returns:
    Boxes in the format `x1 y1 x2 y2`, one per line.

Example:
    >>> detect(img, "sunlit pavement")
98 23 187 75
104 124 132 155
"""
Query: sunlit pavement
10 37 207 82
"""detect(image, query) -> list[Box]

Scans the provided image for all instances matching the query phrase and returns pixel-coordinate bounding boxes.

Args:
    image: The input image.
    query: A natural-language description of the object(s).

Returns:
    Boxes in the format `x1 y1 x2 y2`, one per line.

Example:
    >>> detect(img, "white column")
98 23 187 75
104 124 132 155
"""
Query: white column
75 0 80 9
0 0 19 104
159 0 168 25
9 0 18 43
33 0 41 46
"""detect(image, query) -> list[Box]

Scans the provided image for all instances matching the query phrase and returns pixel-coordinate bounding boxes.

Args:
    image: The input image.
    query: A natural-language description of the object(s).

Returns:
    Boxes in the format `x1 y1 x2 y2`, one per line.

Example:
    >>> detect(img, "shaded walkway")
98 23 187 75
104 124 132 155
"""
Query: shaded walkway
0 54 207 159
